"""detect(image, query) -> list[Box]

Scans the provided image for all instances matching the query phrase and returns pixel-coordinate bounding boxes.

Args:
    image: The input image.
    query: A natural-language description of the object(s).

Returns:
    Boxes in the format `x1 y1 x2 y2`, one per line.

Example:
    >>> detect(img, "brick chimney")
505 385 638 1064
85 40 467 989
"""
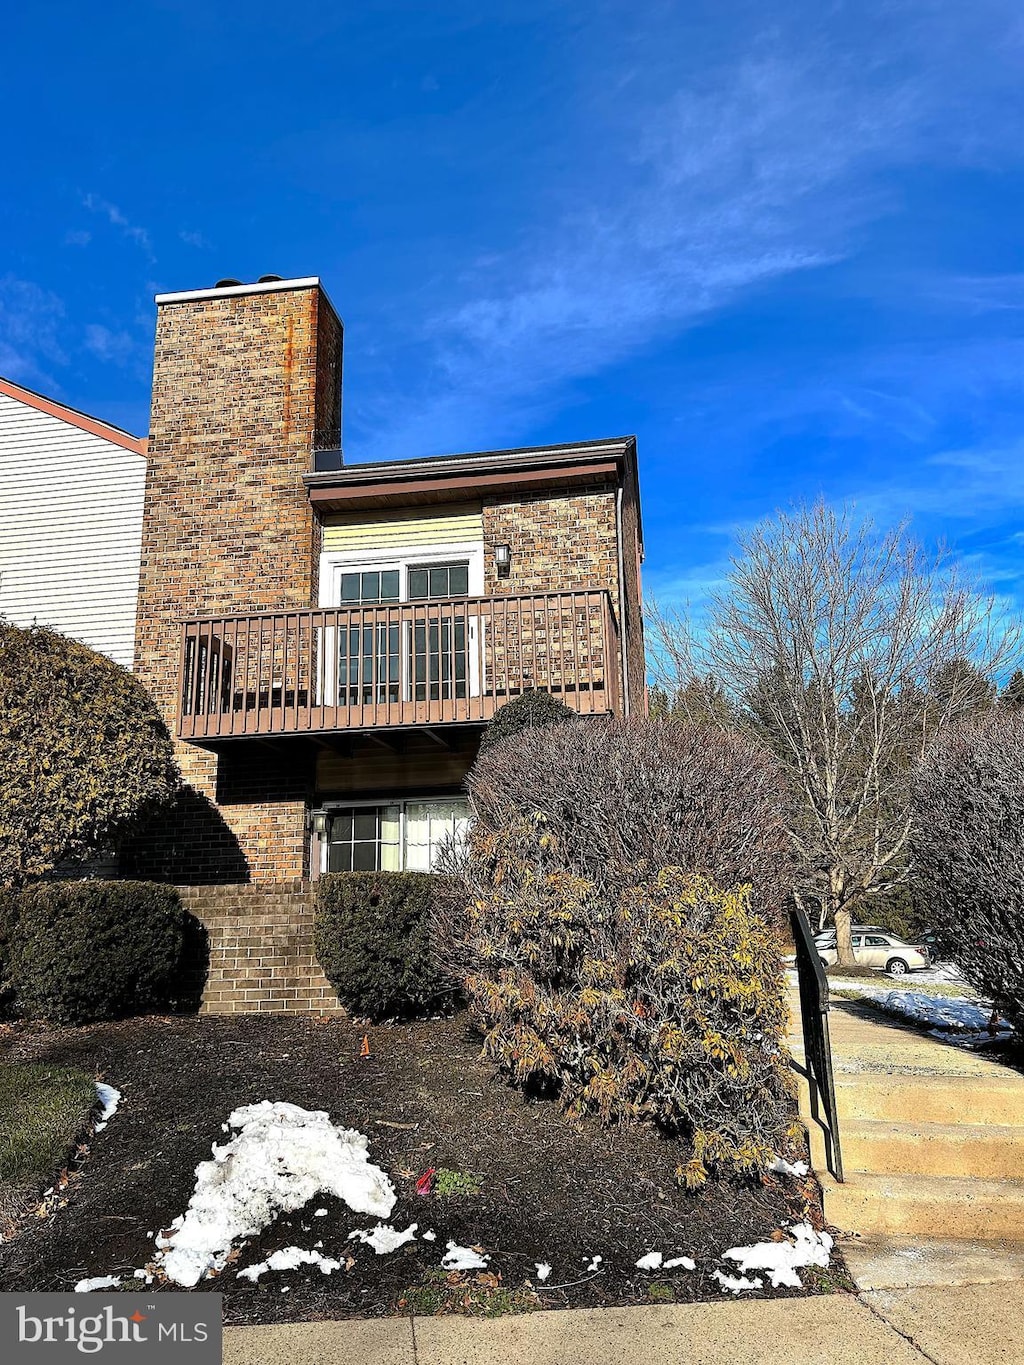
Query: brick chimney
131 277 343 884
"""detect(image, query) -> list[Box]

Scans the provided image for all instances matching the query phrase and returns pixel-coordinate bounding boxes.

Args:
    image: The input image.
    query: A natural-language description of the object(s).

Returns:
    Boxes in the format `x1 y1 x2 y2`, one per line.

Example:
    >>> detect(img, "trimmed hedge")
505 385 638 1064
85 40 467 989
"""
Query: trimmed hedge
1 881 190 1025
0 622 179 885
478 688 577 753
314 872 449 1020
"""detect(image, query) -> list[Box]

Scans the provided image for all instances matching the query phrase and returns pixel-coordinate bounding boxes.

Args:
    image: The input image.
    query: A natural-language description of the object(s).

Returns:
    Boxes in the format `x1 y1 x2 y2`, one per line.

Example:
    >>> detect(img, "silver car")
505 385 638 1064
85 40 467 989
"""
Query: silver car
818 931 930 976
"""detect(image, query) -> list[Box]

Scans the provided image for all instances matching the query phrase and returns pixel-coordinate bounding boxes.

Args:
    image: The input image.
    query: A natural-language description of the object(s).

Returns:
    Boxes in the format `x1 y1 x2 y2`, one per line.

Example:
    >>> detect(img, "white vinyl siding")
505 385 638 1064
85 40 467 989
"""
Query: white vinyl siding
321 503 483 553
0 391 146 669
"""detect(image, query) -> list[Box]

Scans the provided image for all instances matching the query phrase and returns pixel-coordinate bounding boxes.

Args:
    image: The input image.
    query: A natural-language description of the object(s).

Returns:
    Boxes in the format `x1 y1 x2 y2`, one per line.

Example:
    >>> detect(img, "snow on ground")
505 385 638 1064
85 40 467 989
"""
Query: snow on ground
713 1270 763 1293
74 1275 122 1292
93 1084 121 1132
237 1247 343 1281
768 1155 809 1178
535 1262 552 1281
154 1102 396 1287
348 1222 418 1254
585 1254 603 1273
838 986 1011 1034
441 1241 489 1271
721 1222 833 1290
636 1250 696 1271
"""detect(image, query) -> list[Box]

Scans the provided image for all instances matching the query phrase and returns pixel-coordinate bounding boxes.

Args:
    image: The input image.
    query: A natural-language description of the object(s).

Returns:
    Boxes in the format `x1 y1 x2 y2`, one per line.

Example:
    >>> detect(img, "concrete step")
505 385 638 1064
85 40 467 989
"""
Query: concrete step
835 1119 1024 1181
822 1072 1024 1127
821 1170 1024 1240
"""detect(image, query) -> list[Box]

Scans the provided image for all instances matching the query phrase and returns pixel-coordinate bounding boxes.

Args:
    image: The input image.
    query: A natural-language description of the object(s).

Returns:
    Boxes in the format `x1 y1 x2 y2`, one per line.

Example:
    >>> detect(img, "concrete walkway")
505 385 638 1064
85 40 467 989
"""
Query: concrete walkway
222 1285 1024 1364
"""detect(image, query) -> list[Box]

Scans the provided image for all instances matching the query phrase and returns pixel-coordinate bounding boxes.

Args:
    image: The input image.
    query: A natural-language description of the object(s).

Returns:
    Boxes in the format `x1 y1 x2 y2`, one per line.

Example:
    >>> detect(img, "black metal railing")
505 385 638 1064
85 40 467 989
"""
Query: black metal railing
790 900 844 1182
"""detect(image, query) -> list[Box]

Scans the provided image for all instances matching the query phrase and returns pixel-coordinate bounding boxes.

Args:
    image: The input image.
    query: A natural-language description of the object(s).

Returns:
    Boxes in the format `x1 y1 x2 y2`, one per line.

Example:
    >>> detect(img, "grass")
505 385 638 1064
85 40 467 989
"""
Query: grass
433 1167 484 1197
0 1063 97 1211
397 1268 539 1317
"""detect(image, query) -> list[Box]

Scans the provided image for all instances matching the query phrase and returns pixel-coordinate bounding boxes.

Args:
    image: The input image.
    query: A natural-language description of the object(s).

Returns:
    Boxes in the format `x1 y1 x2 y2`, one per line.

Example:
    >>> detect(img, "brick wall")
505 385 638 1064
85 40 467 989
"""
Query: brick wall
132 282 342 883
482 482 644 714
179 881 342 1014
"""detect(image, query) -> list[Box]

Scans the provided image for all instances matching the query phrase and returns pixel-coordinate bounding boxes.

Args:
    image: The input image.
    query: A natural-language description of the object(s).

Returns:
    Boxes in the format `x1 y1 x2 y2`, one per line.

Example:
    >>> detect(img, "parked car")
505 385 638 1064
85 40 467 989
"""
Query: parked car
817 930 931 976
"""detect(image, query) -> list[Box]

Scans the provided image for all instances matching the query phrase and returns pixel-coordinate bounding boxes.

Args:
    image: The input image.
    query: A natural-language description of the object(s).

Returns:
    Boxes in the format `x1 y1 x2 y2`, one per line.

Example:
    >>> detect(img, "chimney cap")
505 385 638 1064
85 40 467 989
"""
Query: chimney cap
257 274 284 284
214 278 243 288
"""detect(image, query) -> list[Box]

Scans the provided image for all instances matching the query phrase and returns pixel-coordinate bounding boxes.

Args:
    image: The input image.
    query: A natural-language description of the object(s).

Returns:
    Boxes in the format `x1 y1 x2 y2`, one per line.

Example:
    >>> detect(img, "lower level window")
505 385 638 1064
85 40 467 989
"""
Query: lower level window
322 797 470 873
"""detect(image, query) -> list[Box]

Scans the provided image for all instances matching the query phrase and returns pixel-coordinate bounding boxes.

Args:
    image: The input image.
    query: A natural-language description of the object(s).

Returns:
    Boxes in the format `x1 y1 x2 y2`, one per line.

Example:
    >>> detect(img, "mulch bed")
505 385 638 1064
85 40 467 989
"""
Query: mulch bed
0 1011 840 1322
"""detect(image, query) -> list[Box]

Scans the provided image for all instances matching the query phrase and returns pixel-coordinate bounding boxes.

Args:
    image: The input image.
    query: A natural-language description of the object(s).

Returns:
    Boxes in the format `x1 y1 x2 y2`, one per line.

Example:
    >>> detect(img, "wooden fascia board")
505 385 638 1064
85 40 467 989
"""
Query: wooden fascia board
307 459 621 513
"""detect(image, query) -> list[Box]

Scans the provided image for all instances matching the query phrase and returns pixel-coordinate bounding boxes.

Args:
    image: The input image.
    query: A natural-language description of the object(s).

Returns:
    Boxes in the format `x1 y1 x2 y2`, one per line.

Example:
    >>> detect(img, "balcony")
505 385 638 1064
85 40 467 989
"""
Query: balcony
178 590 620 745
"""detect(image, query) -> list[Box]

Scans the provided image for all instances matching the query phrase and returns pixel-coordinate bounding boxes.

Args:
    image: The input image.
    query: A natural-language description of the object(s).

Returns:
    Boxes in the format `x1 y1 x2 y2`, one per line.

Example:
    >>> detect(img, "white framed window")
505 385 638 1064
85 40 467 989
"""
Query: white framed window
318 796 471 873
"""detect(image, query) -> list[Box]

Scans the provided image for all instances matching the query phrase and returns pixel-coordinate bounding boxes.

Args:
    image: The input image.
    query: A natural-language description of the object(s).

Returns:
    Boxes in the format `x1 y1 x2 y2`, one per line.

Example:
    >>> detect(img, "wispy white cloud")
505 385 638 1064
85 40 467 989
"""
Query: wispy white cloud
0 276 65 384
179 229 211 249
82 193 154 259
352 5 1024 459
83 323 138 367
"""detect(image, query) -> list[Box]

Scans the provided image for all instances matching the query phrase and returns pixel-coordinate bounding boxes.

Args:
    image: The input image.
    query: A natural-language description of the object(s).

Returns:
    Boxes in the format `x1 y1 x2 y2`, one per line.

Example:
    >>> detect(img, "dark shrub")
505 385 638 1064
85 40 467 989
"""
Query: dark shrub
913 713 1024 1032
0 622 179 886
434 717 796 1183
1 881 190 1025
478 688 577 753
457 715 794 933
314 872 450 1020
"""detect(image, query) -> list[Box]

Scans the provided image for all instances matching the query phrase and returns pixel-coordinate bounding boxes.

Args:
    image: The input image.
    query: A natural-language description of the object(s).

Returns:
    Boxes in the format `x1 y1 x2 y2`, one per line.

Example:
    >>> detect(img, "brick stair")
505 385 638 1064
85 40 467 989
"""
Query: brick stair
177 882 342 1015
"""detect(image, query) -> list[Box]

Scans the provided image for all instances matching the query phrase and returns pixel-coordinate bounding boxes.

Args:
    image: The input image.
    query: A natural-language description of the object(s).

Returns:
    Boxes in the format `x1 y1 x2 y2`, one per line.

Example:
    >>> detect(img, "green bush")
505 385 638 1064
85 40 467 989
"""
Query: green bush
0 622 179 885
1 881 190 1025
314 872 450 1020
478 688 577 753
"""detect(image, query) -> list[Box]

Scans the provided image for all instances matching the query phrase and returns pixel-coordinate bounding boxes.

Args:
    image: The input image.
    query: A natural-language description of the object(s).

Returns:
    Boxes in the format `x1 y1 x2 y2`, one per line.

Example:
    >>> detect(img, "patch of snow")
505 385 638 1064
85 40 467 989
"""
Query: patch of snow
93 1084 121 1132
422 1230 436 1242
535 1262 552 1281
635 1251 663 1271
768 1155 809 1178
440 1241 489 1271
722 1222 833 1290
314 1208 328 1216
665 1255 696 1271
314 1240 323 1249
155 1101 396 1287
74 1276 122 1292
585 1254 603 1273
348 1222 418 1254
237 1246 343 1282
713 1269 763 1294
132 1270 154 1284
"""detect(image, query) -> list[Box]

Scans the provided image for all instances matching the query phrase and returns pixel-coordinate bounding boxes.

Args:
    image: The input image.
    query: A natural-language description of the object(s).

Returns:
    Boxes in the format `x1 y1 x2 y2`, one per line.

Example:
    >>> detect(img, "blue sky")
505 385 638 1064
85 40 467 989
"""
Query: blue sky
4 0 1024 617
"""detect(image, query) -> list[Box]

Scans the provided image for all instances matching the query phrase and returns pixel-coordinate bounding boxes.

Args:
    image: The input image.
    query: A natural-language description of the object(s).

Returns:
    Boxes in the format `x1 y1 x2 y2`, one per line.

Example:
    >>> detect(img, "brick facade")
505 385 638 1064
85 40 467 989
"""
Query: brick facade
131 282 342 884
178 882 341 1014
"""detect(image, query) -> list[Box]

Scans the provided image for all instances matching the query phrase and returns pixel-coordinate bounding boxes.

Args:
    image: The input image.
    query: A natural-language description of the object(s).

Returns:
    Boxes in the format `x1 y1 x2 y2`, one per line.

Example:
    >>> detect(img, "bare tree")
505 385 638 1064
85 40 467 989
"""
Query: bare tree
647 503 1018 964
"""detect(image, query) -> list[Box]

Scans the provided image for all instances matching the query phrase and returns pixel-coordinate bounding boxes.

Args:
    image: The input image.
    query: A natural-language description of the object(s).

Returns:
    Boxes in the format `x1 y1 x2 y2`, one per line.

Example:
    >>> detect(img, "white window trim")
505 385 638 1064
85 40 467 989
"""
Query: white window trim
315 794 471 874
318 540 485 607
318 541 486 701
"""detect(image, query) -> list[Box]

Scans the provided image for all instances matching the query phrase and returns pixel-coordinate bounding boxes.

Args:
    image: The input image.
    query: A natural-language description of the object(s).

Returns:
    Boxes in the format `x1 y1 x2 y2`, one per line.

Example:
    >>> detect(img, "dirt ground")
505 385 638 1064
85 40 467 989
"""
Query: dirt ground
0 1011 840 1322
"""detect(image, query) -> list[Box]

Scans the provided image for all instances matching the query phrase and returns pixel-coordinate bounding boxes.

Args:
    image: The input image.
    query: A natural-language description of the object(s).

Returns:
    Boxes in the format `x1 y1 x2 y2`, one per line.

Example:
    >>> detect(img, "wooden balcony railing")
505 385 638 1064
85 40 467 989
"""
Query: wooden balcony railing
178 590 620 742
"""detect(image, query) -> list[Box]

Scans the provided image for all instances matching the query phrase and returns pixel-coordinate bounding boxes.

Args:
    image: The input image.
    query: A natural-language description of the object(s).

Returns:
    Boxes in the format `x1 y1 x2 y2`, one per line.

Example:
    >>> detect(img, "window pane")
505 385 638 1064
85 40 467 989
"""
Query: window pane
353 810 379 841
408 568 429 599
333 810 353 839
328 843 353 872
360 571 380 601
429 566 449 597
449 563 469 595
340 573 361 601
352 842 377 871
380 570 400 600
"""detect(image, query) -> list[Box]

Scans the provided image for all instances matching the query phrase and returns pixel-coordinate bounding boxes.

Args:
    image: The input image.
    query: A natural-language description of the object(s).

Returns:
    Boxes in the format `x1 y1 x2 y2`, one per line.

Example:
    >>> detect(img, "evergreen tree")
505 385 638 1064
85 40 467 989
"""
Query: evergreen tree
1001 670 1024 712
